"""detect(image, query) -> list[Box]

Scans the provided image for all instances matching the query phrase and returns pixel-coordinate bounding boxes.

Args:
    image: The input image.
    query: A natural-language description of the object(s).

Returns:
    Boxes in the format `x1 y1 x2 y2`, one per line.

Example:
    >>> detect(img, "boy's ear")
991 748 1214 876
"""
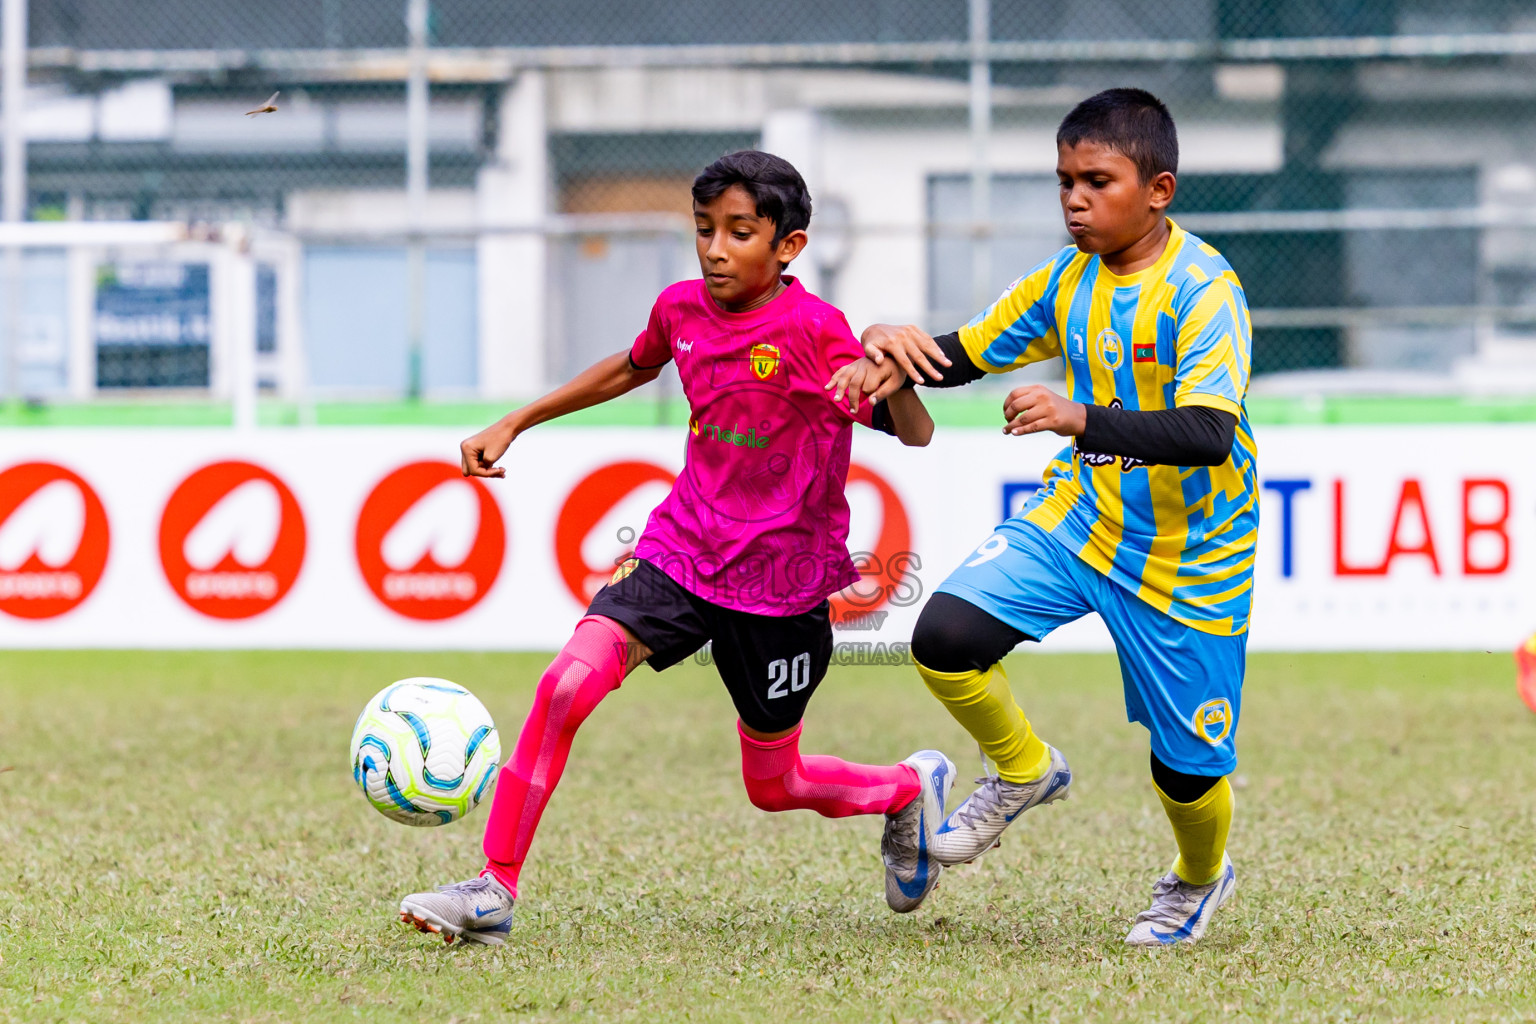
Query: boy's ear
1148 171 1177 213
775 228 808 266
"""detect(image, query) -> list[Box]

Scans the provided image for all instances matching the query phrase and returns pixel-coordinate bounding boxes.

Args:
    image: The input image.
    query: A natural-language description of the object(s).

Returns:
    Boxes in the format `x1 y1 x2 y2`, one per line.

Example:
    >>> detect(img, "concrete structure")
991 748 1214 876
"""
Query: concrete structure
3 0 1535 398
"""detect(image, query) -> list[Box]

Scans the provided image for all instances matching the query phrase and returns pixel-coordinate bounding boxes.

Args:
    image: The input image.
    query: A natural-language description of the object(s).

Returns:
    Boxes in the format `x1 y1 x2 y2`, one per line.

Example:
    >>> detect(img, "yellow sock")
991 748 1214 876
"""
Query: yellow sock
1155 775 1234 885
913 658 1051 783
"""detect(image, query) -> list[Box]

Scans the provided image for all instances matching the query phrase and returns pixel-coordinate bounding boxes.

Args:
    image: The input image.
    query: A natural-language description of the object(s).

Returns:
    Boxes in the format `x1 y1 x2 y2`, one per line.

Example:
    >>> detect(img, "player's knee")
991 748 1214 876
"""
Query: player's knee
1150 751 1221 803
912 593 1020 673
741 770 794 812
910 604 972 672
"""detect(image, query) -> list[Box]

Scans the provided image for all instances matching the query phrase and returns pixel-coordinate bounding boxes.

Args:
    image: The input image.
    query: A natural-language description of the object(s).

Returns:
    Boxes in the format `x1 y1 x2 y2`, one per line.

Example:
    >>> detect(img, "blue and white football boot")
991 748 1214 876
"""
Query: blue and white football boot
930 745 1072 866
399 874 515 946
881 749 956 913
1124 854 1236 947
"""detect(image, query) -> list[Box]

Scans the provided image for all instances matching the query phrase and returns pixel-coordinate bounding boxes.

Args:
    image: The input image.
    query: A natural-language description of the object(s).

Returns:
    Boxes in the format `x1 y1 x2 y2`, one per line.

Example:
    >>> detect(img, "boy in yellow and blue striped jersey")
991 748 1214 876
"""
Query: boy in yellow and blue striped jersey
831 88 1256 946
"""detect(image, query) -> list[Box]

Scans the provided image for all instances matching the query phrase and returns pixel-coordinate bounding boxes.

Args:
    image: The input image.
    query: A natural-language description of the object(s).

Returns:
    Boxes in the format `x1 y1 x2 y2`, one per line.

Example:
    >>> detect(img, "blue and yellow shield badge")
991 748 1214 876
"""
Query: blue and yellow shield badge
750 343 781 381
1191 698 1233 745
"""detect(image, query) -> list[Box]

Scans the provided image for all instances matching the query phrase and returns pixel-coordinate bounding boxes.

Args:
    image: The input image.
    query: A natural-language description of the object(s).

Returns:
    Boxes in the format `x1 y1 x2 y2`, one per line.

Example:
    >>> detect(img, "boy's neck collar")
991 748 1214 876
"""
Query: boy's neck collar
709 275 799 315
1096 219 1176 280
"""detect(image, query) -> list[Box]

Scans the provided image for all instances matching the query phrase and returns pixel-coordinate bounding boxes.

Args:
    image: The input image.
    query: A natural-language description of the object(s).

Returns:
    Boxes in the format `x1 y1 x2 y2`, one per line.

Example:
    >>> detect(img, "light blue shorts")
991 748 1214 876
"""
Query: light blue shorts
936 518 1246 776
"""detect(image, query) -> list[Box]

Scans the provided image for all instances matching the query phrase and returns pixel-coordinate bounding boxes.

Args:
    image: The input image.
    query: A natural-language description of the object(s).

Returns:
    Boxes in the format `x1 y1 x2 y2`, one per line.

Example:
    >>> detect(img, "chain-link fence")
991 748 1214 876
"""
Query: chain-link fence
3 0 1535 403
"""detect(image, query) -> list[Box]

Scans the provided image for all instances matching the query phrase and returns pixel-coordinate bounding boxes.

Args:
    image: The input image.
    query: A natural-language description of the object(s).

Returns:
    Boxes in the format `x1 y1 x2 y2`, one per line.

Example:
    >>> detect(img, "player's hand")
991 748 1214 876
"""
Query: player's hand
859 323 952 385
1002 385 1087 437
460 423 515 478
826 357 906 413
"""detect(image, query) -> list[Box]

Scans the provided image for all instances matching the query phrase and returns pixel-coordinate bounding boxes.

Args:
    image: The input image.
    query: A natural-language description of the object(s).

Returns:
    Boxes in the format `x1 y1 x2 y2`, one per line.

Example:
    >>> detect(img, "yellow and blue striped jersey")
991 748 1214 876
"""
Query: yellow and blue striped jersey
959 219 1258 636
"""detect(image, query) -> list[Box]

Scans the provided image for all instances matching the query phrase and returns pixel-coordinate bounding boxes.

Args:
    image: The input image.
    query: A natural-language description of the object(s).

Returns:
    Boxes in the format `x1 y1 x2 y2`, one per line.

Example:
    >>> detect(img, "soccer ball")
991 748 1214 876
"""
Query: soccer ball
350 677 501 826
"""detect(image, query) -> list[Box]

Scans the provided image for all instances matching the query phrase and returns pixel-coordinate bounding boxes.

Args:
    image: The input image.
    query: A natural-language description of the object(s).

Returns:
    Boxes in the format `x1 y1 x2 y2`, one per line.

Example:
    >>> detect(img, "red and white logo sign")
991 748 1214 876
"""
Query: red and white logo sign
0 462 110 619
555 461 676 604
355 461 506 620
159 461 306 619
831 464 913 621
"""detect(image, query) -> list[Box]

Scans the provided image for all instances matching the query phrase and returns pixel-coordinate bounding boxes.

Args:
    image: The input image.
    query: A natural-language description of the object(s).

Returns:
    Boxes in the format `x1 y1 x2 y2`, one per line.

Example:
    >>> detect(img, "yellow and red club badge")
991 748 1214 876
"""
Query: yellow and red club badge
750 343 781 381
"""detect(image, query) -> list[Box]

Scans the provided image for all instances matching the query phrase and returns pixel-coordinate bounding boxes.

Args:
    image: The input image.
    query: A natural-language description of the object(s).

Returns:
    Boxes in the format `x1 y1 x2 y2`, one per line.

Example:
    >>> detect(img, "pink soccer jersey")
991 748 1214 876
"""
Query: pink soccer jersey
628 277 883 616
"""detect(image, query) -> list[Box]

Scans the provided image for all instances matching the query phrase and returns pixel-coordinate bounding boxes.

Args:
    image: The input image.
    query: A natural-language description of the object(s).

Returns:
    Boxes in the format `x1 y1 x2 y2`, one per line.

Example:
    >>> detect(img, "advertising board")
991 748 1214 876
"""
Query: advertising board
0 426 1530 651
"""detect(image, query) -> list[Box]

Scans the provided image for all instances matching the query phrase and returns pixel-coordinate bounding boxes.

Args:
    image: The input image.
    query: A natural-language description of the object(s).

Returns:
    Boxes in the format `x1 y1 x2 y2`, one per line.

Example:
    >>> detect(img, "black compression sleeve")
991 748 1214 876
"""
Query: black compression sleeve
901 332 987 389
867 401 897 436
911 593 1031 671
1151 751 1221 802
1078 404 1236 467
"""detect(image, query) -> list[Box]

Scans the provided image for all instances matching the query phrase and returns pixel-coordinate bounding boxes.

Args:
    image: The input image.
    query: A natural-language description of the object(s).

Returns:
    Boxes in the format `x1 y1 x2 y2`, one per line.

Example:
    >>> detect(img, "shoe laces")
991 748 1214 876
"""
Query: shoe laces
883 802 921 858
950 774 1026 830
437 876 505 901
1134 873 1198 926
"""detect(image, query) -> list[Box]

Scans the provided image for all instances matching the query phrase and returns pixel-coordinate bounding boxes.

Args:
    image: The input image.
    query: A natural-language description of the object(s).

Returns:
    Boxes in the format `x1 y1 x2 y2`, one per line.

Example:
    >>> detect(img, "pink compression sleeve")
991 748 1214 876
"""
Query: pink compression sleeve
481 616 631 896
738 722 919 819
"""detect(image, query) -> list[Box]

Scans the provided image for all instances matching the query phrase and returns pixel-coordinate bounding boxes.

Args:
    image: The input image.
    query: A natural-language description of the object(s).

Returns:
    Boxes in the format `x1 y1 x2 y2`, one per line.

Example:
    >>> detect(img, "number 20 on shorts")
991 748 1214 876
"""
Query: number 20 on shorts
766 652 812 699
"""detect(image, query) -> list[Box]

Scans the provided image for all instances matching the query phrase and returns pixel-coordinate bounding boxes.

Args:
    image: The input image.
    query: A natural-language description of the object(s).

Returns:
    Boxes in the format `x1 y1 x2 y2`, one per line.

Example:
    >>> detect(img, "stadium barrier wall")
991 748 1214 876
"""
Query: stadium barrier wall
0 426 1530 652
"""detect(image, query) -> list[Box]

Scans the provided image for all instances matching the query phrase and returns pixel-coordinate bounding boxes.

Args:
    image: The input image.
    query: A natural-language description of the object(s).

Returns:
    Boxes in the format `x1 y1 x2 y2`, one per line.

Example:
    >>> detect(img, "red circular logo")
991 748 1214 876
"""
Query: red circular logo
554 461 676 604
830 464 913 621
0 462 110 619
356 461 506 620
159 461 306 619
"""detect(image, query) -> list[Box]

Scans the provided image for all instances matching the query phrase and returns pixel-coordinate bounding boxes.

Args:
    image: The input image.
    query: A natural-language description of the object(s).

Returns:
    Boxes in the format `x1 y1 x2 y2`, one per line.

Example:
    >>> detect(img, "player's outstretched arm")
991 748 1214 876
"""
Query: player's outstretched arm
1002 383 1237 465
883 388 934 447
460 350 662 478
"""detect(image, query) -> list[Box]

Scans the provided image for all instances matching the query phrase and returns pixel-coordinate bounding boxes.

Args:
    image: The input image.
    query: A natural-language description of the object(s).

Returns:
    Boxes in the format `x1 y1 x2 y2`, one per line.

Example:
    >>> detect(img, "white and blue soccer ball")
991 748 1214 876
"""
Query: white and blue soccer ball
350 678 501 827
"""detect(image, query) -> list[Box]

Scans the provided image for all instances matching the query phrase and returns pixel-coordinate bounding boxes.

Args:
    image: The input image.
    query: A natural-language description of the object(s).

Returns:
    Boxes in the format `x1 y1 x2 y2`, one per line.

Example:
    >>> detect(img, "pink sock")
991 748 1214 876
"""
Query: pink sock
482 616 631 895
738 722 919 819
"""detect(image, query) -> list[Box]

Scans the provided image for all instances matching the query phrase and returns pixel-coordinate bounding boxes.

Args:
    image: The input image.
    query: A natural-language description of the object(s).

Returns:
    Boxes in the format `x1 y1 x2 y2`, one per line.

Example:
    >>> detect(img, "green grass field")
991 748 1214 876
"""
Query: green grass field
3 650 1534 1023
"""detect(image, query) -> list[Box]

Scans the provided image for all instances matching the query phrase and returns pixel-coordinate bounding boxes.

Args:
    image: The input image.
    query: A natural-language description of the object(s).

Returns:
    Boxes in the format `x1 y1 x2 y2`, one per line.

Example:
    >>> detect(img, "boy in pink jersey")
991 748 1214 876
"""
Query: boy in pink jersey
398 151 957 945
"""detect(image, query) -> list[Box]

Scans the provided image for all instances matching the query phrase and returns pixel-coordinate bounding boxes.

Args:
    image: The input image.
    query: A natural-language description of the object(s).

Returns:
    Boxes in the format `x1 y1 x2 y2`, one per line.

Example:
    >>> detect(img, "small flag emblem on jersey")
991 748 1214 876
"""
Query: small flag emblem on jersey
1133 342 1157 363
750 343 781 380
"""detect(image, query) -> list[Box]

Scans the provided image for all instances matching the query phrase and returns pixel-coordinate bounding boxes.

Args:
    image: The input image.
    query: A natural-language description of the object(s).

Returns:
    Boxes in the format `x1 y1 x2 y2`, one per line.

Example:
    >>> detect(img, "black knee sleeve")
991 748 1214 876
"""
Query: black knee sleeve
1150 751 1221 803
910 593 1029 674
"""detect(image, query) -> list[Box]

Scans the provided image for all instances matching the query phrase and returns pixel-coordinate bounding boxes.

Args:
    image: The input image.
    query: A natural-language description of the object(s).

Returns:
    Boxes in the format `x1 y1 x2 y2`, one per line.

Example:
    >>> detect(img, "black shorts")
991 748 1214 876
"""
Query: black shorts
586 558 834 733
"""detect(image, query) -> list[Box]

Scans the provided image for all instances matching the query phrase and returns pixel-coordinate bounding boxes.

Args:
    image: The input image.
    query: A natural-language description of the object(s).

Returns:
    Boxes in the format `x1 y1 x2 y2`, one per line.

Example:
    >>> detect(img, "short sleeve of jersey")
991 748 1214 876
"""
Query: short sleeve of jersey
1173 274 1252 417
819 309 883 430
629 297 672 370
956 249 1067 373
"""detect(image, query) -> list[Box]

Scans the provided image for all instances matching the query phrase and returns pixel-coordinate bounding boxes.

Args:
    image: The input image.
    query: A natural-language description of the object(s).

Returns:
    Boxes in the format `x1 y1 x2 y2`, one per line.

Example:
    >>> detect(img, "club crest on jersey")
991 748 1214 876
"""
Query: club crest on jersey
1095 329 1124 369
750 343 781 381
1191 698 1233 745
610 558 640 585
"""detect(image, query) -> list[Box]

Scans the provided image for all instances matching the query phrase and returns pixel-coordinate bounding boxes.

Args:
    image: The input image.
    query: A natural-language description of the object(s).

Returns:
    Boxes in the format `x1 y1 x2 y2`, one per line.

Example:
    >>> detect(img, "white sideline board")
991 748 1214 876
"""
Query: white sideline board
0 425 1531 652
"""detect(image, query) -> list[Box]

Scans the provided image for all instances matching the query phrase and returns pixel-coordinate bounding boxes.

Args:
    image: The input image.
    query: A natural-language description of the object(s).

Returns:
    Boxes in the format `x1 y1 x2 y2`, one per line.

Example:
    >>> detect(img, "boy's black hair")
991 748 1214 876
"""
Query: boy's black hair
1057 88 1178 183
691 150 812 245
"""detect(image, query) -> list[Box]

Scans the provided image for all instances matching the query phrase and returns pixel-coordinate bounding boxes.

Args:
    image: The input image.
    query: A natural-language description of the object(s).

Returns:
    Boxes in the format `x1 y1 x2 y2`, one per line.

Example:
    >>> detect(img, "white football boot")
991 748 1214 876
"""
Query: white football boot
399 874 515 945
930 745 1072 866
1124 854 1236 947
881 749 956 913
